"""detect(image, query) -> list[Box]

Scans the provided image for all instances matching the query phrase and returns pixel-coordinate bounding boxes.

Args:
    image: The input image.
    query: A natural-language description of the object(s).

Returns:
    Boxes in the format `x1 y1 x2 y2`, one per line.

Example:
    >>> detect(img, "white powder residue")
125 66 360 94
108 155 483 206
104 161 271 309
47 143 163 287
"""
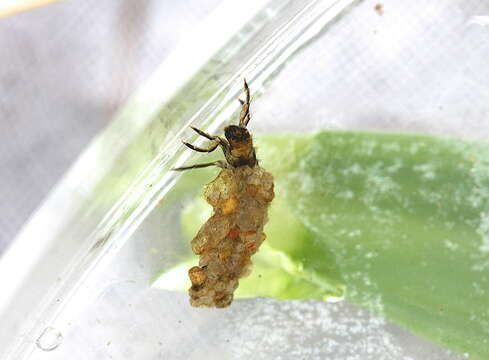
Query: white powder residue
299 173 315 194
471 258 489 272
409 142 425 155
418 188 442 205
342 163 363 176
472 281 486 296
382 142 401 152
368 172 400 194
337 190 355 199
386 159 403 174
349 230 362 238
476 212 489 253
444 240 459 251
413 163 437 180
360 140 378 156
455 142 489 271
365 252 378 259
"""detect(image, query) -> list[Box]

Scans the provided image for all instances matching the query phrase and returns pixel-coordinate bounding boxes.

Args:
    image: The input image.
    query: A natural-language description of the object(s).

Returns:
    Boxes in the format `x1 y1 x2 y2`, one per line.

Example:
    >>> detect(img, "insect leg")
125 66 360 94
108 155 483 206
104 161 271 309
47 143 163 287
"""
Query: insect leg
172 160 226 171
190 126 216 141
244 78 250 104
189 126 230 151
239 78 251 127
182 140 219 153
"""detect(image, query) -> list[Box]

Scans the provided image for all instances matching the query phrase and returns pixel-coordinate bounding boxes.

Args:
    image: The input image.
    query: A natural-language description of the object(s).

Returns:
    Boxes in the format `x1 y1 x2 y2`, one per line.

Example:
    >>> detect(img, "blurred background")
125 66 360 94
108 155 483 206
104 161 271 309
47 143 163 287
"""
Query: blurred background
0 0 223 253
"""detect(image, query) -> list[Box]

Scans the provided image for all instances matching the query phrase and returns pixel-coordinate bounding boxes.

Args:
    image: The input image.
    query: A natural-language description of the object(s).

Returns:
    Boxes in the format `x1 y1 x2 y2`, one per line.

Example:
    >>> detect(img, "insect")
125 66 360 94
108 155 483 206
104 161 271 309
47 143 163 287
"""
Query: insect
173 80 275 308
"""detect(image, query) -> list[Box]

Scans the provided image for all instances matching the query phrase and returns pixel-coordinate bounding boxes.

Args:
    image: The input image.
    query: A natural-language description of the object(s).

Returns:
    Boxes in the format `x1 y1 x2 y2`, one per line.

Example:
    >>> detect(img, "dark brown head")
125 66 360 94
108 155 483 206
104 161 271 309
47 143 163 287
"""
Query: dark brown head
224 125 256 167
225 125 250 144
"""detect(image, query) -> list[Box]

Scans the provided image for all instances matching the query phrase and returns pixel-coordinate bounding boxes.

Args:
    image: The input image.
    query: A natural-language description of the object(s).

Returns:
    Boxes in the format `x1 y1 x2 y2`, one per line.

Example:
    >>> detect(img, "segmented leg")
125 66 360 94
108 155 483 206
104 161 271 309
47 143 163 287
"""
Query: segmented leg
190 126 216 140
172 160 226 172
175 126 231 171
182 140 219 153
239 79 251 127
190 126 229 149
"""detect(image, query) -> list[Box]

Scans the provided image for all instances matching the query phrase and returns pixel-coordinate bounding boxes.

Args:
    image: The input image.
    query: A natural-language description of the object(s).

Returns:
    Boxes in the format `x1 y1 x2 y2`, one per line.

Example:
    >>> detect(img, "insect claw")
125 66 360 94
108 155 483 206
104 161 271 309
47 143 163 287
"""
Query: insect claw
182 141 197 150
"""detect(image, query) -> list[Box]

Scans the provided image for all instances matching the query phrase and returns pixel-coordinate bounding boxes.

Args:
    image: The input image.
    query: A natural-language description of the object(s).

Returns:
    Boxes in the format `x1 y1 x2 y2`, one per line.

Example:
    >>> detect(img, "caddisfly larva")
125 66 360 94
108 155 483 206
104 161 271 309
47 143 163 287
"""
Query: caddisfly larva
173 80 274 308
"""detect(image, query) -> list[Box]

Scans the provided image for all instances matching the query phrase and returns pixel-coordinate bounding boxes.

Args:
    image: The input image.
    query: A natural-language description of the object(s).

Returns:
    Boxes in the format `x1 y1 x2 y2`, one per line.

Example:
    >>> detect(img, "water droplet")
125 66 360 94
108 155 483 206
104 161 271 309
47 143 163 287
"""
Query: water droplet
36 327 63 351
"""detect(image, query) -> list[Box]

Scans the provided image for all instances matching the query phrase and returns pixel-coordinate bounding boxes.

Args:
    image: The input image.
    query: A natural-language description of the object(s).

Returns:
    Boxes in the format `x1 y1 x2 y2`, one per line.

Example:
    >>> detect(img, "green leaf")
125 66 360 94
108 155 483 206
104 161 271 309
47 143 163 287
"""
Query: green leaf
153 131 489 359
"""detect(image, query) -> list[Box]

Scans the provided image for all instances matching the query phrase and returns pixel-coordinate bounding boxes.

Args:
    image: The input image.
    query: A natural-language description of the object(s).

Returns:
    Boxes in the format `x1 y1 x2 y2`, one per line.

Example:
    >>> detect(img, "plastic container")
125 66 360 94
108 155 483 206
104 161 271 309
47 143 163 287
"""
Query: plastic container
1 0 488 358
